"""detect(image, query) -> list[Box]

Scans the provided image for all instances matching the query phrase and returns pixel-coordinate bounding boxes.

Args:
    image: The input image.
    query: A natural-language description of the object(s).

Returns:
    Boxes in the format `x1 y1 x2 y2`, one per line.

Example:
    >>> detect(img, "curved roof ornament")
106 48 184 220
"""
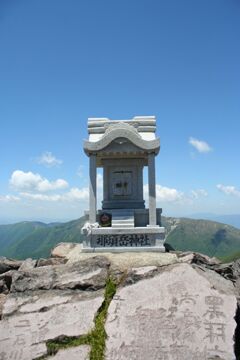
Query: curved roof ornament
84 120 160 155
104 121 140 136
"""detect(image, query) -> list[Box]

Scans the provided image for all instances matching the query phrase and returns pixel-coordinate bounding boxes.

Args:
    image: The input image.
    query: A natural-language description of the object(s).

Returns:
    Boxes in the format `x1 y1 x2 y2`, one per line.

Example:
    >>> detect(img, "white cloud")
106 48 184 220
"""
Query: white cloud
144 184 183 202
144 184 208 204
65 187 89 201
190 189 208 199
189 137 212 153
10 170 68 192
20 187 89 202
217 184 240 197
0 195 20 202
37 151 62 167
20 193 62 201
156 185 184 202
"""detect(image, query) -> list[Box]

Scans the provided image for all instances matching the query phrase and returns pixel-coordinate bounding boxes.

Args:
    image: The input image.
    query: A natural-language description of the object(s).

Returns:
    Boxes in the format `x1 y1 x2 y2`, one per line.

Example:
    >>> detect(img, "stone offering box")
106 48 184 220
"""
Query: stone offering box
82 116 165 252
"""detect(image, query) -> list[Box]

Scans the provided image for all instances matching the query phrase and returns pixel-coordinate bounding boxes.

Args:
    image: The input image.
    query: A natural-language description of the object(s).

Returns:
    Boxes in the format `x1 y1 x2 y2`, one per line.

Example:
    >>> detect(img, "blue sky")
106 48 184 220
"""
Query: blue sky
0 0 240 222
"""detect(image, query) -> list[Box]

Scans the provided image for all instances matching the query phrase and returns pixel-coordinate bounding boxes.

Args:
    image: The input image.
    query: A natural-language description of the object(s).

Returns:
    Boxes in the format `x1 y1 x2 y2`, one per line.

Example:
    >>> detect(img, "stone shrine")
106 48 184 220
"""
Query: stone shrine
82 116 165 252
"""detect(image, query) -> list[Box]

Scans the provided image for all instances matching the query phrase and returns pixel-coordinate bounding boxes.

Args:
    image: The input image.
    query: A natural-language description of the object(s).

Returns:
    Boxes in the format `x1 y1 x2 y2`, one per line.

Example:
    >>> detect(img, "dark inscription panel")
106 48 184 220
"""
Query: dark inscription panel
95 234 152 247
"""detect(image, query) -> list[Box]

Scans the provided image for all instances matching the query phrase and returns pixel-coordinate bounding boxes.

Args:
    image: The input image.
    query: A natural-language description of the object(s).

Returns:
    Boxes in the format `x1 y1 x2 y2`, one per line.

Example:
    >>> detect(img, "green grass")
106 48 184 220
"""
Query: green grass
89 277 116 359
219 250 240 263
40 278 117 360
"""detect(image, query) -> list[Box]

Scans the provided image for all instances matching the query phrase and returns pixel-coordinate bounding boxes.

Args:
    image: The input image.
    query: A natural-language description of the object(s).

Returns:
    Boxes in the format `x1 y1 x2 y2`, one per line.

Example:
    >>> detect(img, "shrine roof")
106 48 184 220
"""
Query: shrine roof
83 116 160 155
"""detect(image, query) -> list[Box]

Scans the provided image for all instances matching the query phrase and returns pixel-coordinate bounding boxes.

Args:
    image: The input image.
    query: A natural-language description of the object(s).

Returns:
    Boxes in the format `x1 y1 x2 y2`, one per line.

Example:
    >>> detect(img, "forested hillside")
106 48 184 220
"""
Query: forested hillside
0 216 240 260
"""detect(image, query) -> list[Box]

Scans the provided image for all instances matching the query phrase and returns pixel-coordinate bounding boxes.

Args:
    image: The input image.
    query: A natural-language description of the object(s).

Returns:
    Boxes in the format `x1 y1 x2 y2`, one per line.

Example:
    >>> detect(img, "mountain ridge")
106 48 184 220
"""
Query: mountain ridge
188 213 240 229
0 216 240 261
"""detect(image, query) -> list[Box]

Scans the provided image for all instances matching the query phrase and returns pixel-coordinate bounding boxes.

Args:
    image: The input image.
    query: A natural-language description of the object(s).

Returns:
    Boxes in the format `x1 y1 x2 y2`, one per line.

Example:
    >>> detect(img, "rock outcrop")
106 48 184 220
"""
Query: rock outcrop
0 245 239 360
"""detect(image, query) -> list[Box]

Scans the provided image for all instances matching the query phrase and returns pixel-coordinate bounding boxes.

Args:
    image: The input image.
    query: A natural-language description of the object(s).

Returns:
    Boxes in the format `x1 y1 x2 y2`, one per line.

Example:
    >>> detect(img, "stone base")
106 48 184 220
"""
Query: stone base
82 245 165 253
82 226 165 252
84 208 163 227
102 200 145 210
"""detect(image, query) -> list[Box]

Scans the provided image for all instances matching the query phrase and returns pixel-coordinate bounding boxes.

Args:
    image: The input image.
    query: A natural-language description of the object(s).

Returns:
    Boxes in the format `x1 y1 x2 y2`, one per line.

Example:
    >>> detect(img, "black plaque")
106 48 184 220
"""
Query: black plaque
99 212 112 227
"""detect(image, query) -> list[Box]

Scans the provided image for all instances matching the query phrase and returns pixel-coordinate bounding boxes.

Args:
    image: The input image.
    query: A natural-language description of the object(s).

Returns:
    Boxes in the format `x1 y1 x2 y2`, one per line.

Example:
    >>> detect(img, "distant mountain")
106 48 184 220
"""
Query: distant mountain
214 215 240 229
163 216 240 260
188 213 240 229
0 218 86 259
0 216 240 261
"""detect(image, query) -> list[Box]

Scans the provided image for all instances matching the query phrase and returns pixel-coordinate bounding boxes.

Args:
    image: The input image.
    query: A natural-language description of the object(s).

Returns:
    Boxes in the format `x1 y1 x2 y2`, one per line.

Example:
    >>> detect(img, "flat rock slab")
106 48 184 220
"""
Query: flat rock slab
18 258 37 271
105 263 237 360
0 258 22 274
0 290 103 359
52 243 178 271
0 293 6 317
67 251 178 271
50 345 90 360
36 257 67 267
51 243 83 258
11 256 109 292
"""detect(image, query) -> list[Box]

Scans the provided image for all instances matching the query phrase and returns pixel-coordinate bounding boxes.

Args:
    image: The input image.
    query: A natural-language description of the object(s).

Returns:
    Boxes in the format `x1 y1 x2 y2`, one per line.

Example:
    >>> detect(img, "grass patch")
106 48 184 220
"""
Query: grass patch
89 277 116 359
219 251 240 263
40 277 117 360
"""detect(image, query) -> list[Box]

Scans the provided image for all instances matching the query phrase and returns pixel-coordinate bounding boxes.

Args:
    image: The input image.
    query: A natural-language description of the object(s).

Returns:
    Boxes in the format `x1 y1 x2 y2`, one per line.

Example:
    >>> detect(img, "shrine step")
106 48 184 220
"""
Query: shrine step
112 222 134 229
111 210 135 228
